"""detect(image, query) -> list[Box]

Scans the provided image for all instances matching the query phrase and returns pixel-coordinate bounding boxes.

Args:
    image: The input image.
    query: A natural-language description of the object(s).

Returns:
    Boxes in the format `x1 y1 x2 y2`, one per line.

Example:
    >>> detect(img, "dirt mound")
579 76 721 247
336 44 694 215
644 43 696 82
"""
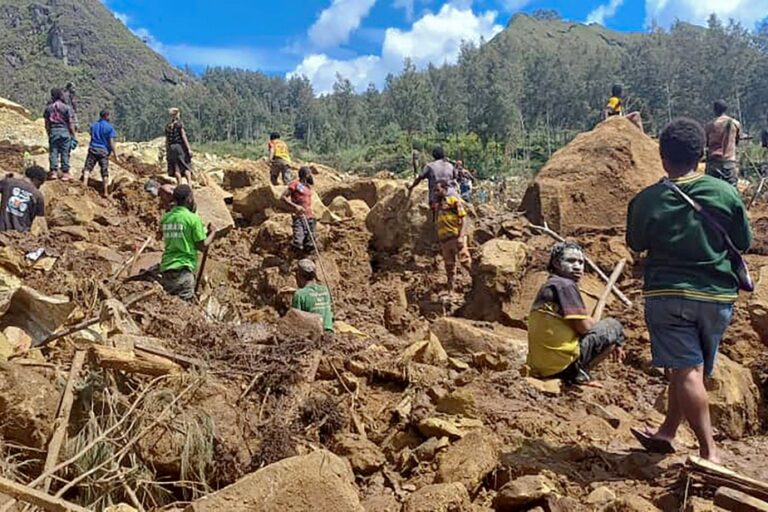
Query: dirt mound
521 116 664 235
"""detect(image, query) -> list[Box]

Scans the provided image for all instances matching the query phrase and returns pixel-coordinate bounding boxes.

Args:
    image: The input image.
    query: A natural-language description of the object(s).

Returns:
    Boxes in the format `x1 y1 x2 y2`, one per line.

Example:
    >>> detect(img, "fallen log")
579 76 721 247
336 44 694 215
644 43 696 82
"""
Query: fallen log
593 259 626 322
0 476 89 512
89 345 182 377
134 342 205 369
715 487 768 512
687 456 768 503
528 221 632 307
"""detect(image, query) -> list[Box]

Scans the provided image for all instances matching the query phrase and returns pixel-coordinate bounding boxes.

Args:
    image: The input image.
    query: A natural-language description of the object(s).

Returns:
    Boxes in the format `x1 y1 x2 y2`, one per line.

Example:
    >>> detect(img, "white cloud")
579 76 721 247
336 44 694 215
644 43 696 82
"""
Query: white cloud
499 0 531 12
394 0 416 20
290 3 503 93
586 0 624 25
645 0 768 28
308 0 378 49
113 11 130 25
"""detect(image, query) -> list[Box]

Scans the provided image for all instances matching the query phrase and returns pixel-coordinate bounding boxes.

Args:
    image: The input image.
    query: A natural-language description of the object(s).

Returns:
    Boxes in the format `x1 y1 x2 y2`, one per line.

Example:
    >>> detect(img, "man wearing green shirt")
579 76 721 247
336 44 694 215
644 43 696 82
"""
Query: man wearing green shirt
626 118 752 463
159 185 216 301
291 259 334 332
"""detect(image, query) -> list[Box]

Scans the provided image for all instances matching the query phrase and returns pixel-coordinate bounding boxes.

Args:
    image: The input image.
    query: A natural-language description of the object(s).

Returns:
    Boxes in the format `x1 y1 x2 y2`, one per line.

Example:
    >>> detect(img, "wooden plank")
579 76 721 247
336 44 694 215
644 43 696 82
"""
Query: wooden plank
688 456 768 502
0 476 90 512
134 342 205 369
90 345 182 377
715 487 768 512
593 259 626 322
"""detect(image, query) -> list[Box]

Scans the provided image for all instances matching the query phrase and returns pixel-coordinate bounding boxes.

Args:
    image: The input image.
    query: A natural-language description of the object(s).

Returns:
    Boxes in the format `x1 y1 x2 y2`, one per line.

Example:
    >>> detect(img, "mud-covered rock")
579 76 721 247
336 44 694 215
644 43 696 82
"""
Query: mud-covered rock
706 353 761 439
195 185 235 234
185 450 363 512
748 265 768 342
233 185 338 224
366 187 434 254
601 496 660 512
435 429 499 490
436 388 478 418
48 194 96 226
333 434 386 476
321 179 399 209
330 196 371 221
362 494 401 512
430 317 527 365
494 474 556 511
403 483 470 512
0 363 59 449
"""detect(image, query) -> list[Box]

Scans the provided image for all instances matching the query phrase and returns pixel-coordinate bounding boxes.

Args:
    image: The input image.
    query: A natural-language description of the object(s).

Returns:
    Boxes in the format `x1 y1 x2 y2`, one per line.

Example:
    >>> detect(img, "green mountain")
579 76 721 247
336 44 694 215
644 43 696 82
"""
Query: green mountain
0 0 187 120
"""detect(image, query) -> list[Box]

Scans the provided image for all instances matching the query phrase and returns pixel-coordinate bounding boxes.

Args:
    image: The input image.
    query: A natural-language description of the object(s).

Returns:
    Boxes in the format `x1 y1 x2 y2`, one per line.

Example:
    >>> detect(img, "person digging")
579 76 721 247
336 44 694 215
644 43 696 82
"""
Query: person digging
158 185 216 301
282 166 316 253
292 258 334 333
526 241 626 386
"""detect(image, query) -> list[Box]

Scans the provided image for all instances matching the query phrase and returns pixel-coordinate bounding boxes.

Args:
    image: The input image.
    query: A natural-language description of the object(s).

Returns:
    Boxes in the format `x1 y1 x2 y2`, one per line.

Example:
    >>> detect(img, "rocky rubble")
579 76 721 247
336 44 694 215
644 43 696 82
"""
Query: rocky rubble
0 97 764 512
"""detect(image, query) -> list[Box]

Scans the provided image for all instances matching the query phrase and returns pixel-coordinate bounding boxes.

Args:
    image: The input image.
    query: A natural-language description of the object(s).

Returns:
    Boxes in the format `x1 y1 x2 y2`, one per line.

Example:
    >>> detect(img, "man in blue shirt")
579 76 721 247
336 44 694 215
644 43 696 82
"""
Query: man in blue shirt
82 109 119 197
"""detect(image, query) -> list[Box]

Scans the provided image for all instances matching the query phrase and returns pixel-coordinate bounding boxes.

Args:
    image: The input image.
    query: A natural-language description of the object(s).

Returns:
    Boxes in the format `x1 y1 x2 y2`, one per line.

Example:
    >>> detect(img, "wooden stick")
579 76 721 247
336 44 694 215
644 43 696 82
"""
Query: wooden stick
688 456 768 502
0 476 89 512
42 351 86 494
134 342 205 369
593 259 626 322
112 236 153 280
715 487 768 511
529 222 633 307
89 345 182 377
195 244 211 295
237 372 264 404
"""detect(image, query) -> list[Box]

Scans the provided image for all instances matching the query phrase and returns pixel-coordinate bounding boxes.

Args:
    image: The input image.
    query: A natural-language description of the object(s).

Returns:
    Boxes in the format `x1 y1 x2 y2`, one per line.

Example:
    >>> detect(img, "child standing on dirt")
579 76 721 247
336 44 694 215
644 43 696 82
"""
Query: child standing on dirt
282 167 316 253
158 185 216 301
527 241 625 385
434 180 471 292
626 117 752 463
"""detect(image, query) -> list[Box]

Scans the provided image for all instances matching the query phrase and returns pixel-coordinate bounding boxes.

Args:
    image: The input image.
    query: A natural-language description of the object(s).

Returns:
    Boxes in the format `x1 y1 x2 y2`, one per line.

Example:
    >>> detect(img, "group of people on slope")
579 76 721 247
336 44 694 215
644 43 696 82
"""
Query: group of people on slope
527 117 752 464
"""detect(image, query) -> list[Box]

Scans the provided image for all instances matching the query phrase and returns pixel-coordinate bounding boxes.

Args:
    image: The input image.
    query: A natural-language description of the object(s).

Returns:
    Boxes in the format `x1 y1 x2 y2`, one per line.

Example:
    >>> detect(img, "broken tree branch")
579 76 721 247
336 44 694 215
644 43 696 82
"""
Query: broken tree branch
0 476 89 512
687 455 768 502
528 221 632 307
593 259 626 322
112 236 153 280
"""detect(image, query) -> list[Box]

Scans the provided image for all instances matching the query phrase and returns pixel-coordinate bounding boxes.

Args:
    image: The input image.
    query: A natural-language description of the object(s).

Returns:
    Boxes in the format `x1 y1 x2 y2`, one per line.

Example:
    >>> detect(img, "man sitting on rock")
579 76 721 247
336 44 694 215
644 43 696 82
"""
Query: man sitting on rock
527 242 625 385
158 185 216 301
434 180 471 292
292 259 334 332
0 165 47 232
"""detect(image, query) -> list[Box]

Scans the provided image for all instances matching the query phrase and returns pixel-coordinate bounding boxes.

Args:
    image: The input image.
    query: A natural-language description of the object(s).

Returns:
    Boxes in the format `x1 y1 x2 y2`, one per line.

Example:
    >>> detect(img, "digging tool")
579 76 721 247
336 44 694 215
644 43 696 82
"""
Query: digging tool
302 215 336 305
195 244 211 295
592 259 626 322
528 221 633 307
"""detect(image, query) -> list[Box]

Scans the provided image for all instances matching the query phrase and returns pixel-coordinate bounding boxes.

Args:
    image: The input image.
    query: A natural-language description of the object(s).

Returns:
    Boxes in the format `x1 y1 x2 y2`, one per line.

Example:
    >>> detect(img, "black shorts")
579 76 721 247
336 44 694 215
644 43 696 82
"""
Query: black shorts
83 147 110 178
167 144 191 176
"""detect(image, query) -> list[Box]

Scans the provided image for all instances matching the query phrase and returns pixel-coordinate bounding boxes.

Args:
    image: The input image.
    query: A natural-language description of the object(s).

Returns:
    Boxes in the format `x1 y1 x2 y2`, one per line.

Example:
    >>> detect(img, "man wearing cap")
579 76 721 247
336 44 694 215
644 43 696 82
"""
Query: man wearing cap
158 185 216 301
292 259 334 332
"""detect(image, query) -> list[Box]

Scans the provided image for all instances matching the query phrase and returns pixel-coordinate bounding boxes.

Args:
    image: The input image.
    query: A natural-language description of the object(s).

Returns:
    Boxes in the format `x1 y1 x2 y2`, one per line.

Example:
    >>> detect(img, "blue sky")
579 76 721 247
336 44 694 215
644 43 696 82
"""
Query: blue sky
104 0 768 93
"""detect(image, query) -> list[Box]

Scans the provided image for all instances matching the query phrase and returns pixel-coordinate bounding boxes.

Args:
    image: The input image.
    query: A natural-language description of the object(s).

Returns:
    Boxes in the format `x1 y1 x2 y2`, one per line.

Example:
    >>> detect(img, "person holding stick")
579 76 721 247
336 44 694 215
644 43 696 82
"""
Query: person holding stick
526 241 625 385
282 166 316 253
627 118 752 462
158 185 216 301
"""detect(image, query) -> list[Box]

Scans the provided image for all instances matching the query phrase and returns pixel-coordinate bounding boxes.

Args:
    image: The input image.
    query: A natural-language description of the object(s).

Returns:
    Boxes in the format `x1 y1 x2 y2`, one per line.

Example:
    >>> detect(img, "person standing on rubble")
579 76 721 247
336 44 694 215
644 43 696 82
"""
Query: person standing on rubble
158 185 216 301
0 165 47 232
627 117 752 463
165 108 193 185
43 88 76 181
81 109 119 197
408 146 458 219
62 82 79 131
292 259 334 332
434 180 471 292
704 100 742 186
527 241 626 385
604 84 644 133
268 132 292 185
282 166 316 253
455 161 475 202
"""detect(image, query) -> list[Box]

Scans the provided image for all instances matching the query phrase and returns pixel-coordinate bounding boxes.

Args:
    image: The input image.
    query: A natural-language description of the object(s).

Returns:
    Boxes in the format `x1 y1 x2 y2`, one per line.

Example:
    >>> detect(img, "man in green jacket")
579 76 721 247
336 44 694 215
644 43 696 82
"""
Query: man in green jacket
626 117 752 463
292 259 333 332
159 185 216 301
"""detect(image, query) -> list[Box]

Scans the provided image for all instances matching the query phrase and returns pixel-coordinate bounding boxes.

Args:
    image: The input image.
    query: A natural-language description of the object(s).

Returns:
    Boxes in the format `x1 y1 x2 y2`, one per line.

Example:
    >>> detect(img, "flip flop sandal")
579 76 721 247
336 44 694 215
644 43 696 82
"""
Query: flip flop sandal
630 427 676 454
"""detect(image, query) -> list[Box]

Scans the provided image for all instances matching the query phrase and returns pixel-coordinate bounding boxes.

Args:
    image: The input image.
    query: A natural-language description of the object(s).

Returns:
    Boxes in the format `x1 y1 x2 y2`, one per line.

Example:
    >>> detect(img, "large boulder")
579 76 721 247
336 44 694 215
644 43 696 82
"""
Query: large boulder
195 185 235 234
233 185 339 224
430 317 528 365
748 265 768 342
48 195 97 227
0 285 75 346
0 363 60 449
521 116 665 235
185 450 363 512
707 354 761 439
435 429 500 491
366 187 434 254
403 483 470 512
329 196 371 221
320 179 400 208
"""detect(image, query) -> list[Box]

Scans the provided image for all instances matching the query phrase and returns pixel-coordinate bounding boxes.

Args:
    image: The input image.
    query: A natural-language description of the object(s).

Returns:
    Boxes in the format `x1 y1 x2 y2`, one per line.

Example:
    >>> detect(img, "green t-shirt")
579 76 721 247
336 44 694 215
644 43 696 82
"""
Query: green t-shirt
160 206 206 272
626 174 752 303
292 282 334 332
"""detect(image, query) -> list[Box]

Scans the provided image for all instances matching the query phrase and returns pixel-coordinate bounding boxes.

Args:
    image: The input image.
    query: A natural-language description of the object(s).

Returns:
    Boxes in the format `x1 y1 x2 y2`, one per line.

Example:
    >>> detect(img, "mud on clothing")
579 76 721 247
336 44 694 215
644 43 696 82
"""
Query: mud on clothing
160 206 206 273
159 268 196 302
527 275 590 377
83 148 110 178
292 282 334 331
292 217 317 252
0 178 44 232
626 173 752 304
440 236 470 272
436 194 466 241
270 158 292 185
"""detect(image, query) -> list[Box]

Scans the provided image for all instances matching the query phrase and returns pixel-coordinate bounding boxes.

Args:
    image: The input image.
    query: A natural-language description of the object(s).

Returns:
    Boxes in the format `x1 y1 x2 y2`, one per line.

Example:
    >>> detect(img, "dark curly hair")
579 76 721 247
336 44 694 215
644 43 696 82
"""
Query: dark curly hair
548 241 583 274
659 118 705 167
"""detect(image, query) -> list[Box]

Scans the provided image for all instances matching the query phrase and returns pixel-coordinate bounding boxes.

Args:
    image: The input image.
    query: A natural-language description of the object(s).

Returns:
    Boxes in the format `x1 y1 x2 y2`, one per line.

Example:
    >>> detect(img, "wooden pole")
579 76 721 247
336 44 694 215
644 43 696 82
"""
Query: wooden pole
195 244 211 295
0 476 89 512
715 487 768 512
111 236 153 280
593 259 626 322
528 222 633 307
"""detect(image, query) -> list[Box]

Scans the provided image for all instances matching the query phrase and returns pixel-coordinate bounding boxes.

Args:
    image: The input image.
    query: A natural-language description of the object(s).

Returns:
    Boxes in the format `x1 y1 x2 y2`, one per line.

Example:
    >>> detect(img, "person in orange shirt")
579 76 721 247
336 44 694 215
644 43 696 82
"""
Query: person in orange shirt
268 132 293 185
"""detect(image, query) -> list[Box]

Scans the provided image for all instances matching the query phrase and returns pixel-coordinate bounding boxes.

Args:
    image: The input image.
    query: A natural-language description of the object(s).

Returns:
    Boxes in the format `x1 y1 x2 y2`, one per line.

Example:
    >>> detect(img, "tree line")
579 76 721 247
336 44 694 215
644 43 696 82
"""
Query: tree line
111 13 768 177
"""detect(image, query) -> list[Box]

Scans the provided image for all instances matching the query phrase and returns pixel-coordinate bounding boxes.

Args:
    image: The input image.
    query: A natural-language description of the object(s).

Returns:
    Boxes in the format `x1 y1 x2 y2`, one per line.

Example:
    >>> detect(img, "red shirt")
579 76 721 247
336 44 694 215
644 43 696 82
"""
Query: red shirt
288 180 314 219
